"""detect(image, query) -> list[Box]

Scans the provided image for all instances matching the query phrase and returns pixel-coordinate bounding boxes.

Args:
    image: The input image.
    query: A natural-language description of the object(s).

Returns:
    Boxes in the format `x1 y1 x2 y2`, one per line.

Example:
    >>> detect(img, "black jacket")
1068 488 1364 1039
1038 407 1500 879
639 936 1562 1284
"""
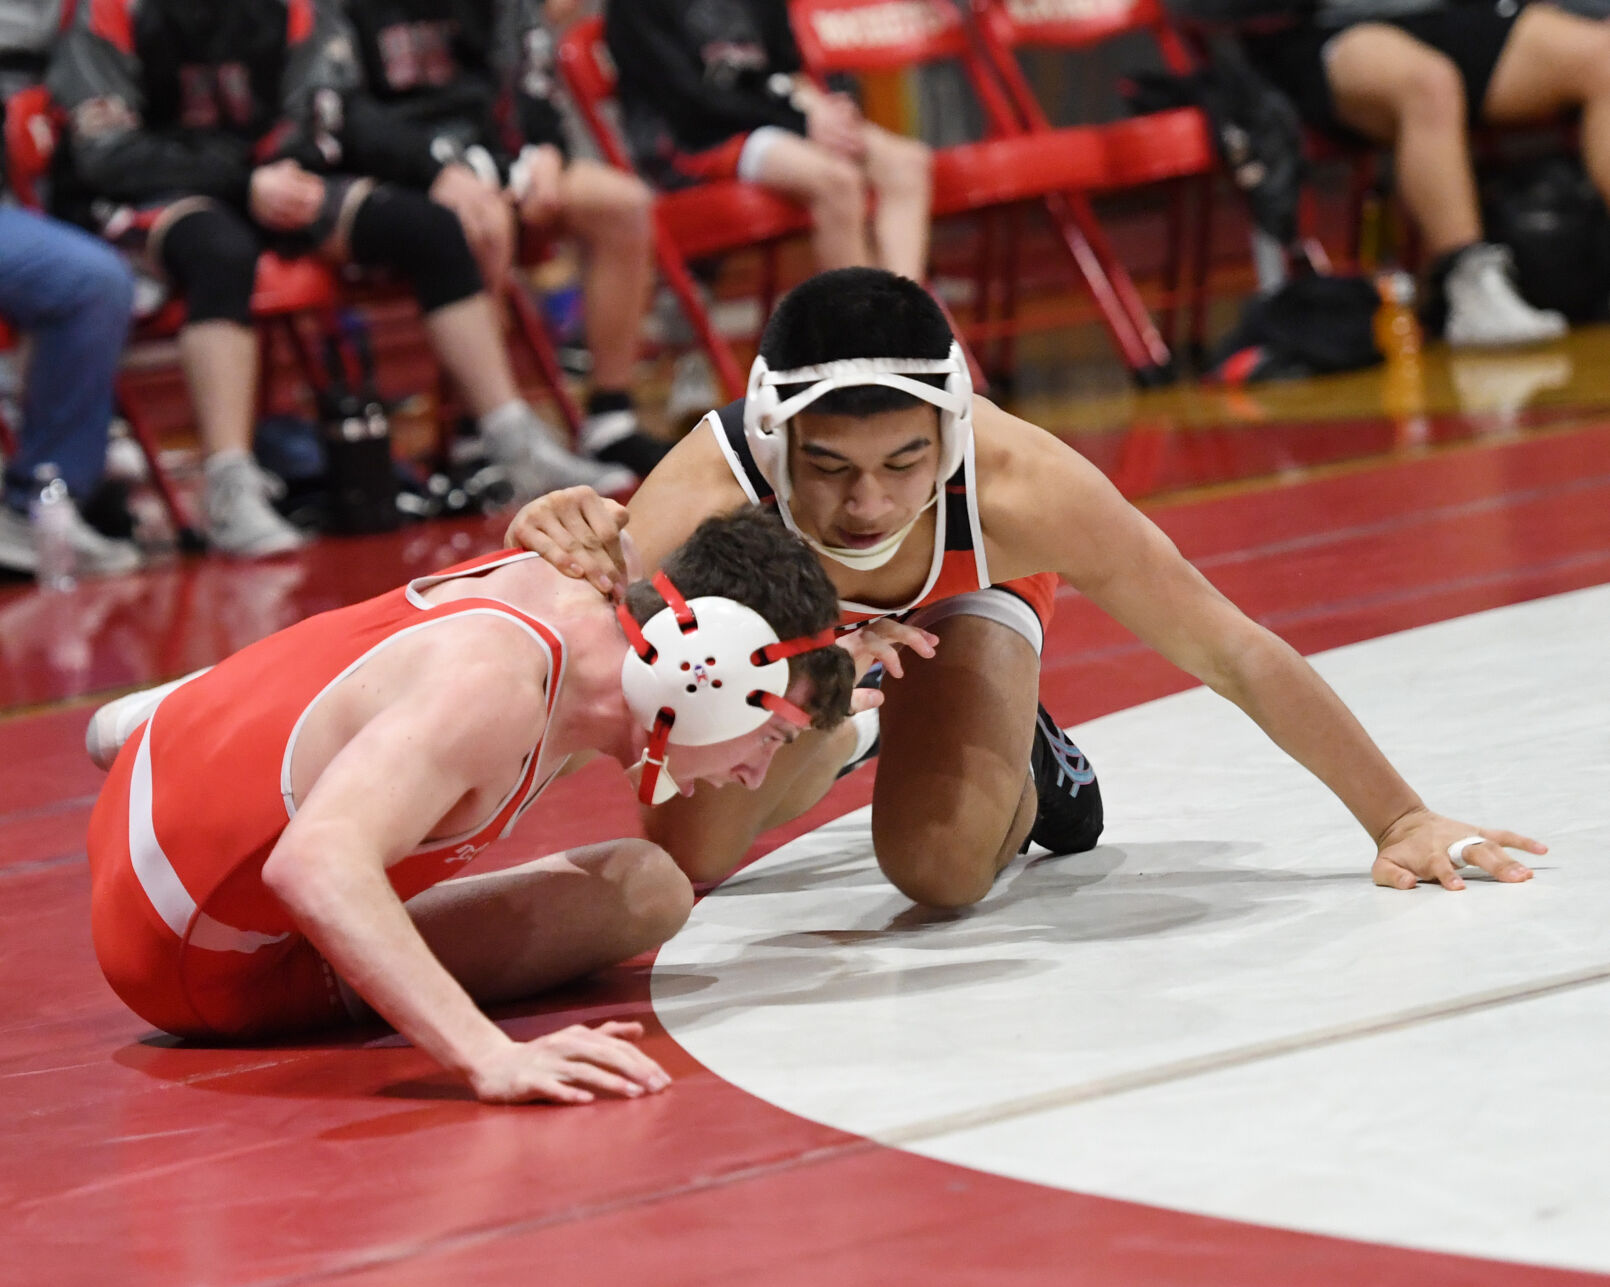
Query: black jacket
46 0 363 216
605 0 806 163
339 0 567 189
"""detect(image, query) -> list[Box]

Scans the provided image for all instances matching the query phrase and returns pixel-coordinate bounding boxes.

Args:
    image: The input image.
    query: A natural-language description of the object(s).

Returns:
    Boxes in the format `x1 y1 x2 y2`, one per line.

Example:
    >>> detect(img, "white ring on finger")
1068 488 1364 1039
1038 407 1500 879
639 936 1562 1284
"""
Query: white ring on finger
1446 834 1486 868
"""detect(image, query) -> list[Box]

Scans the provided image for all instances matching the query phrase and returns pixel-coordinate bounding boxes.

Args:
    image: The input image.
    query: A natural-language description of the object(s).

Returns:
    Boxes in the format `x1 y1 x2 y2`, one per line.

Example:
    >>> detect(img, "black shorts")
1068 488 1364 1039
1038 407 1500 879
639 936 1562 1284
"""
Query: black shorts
1243 0 1522 138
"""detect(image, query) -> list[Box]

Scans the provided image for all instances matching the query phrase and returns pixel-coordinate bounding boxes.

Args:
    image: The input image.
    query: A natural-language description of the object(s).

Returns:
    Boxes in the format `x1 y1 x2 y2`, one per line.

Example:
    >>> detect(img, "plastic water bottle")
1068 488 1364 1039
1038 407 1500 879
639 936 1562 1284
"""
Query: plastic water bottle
29 463 77 592
1375 272 1428 445
1374 271 1423 360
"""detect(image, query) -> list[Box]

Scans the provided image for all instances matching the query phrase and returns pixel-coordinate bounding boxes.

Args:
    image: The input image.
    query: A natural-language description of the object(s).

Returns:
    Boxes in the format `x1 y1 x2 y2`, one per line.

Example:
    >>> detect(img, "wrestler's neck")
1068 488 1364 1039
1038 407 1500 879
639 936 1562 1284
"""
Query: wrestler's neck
812 502 940 610
521 596 647 768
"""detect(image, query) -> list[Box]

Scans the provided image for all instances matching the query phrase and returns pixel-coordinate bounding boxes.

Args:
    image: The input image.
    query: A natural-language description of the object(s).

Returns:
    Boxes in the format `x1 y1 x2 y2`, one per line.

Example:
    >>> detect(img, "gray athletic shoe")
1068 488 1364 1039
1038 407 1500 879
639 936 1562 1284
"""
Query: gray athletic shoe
480 405 633 503
1444 244 1568 349
666 351 719 427
0 499 142 579
203 454 307 558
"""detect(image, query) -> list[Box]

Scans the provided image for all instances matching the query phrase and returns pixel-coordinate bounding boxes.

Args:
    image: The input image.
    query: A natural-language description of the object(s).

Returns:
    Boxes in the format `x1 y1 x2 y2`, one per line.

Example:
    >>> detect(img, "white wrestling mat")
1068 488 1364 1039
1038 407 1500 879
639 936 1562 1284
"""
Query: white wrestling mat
653 584 1610 1273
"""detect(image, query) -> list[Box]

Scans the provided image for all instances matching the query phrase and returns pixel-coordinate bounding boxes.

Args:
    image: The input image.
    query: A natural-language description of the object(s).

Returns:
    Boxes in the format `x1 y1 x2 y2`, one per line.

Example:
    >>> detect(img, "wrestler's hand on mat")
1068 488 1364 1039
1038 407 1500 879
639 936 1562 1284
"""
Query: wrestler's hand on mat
503 486 631 596
1370 806 1545 891
469 1021 671 1106
836 619 939 684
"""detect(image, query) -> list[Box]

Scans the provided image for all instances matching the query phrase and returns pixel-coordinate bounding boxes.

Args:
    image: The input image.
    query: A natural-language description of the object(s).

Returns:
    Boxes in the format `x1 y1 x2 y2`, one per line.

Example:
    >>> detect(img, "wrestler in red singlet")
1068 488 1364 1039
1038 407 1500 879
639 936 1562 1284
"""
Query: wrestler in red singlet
87 551 565 1039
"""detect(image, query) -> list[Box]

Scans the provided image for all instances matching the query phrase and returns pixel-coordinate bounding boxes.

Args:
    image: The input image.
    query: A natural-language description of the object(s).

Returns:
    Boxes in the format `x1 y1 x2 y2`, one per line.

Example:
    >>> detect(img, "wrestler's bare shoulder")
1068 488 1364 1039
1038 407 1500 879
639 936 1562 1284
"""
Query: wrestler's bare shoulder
972 397 1112 581
626 420 751 564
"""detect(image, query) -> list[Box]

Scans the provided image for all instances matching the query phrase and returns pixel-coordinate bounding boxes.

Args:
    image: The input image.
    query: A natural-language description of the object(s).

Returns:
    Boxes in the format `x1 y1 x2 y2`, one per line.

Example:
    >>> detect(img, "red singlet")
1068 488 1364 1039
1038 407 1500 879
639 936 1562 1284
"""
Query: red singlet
86 551 567 1038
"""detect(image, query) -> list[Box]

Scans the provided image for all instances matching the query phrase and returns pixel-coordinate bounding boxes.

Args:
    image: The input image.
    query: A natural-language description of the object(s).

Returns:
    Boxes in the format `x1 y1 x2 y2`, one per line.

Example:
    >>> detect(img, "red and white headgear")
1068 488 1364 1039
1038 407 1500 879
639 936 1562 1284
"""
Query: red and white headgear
617 571 842 805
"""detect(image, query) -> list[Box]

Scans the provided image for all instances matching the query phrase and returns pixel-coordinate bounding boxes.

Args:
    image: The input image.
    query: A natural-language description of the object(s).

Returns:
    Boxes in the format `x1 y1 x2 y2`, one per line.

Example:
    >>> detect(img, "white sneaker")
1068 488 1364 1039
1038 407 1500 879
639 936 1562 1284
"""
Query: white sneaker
666 351 720 426
0 499 142 579
203 454 307 558
1443 244 1568 349
479 404 633 503
84 667 210 769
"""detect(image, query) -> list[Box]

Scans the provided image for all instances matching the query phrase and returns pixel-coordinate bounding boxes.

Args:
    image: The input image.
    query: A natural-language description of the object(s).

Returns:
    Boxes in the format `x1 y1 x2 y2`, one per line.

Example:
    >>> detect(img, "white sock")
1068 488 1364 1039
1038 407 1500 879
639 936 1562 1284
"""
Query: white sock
843 706 880 769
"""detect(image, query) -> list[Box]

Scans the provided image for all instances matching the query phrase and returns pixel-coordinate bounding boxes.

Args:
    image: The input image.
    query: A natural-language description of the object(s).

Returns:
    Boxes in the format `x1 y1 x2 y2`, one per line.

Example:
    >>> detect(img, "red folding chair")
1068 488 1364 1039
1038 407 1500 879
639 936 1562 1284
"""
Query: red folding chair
967 0 1223 378
558 17 814 401
788 0 1193 383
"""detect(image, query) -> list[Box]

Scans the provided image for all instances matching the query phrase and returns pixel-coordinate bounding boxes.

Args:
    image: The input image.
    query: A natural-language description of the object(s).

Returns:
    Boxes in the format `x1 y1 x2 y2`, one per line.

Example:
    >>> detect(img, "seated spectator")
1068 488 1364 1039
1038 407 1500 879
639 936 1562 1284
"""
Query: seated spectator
46 0 630 559
0 0 141 579
339 0 667 476
605 0 933 283
1242 0 1610 347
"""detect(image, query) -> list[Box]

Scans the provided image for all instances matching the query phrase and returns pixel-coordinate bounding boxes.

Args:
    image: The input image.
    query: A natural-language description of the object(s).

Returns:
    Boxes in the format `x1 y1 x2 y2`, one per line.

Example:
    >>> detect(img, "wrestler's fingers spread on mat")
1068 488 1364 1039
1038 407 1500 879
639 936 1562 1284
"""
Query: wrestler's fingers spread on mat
556 1022 671 1091
1469 831 1541 882
1371 855 1420 891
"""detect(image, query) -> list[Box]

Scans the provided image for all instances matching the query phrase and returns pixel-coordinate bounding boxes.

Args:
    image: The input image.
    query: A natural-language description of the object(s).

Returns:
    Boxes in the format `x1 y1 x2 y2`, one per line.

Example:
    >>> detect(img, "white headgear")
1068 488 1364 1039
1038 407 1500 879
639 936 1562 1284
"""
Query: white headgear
618 572 840 805
742 341 974 508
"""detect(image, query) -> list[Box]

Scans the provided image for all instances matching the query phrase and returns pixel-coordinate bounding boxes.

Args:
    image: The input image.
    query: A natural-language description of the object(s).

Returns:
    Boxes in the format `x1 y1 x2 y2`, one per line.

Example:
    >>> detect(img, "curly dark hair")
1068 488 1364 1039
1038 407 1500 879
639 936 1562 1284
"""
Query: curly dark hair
758 267 954 418
623 506 853 730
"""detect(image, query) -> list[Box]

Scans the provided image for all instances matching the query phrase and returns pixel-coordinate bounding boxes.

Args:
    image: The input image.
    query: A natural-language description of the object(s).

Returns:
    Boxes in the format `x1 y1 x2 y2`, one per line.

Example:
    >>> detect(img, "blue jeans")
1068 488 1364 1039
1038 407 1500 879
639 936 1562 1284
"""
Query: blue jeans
0 206 134 511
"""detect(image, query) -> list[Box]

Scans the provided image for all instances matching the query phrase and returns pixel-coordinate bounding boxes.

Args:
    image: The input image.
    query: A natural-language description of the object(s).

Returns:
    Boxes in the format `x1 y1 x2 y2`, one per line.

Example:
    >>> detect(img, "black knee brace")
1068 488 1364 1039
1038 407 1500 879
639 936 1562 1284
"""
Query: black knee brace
347 184 485 314
159 204 261 325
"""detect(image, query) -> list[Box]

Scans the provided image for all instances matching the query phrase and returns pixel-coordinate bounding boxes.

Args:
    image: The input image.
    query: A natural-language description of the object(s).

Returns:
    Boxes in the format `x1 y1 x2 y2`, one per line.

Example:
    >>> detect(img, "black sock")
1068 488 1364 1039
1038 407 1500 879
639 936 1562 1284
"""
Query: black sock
585 389 634 417
1420 241 1480 336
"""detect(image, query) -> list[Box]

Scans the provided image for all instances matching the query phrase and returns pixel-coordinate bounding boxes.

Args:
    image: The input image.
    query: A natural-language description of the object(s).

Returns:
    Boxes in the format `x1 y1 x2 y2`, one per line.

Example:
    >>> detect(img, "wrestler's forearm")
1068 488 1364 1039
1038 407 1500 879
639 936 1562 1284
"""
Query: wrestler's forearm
263 838 510 1079
1210 628 1425 843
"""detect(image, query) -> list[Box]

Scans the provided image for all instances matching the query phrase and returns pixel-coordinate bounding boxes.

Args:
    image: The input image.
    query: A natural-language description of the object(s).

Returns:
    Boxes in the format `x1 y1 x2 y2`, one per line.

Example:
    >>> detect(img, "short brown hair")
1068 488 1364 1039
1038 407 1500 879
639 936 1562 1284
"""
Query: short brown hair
624 506 853 730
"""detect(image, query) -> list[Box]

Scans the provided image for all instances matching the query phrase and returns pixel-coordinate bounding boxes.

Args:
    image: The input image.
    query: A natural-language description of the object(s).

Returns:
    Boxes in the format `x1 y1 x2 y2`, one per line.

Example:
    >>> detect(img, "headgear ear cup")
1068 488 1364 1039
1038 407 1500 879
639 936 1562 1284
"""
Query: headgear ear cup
618 572 844 805
937 340 972 481
743 354 788 498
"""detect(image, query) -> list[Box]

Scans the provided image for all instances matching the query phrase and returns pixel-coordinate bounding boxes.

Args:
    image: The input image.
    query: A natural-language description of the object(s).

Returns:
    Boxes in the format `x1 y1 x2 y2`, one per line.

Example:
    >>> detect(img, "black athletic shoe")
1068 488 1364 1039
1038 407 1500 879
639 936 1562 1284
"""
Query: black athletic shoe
1026 704 1103 855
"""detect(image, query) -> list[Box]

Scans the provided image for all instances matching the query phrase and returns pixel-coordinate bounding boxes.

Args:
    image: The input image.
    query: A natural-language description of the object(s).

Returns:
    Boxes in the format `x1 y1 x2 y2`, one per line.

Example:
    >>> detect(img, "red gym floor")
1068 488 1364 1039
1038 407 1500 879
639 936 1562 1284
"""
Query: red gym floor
3 348 1609 1285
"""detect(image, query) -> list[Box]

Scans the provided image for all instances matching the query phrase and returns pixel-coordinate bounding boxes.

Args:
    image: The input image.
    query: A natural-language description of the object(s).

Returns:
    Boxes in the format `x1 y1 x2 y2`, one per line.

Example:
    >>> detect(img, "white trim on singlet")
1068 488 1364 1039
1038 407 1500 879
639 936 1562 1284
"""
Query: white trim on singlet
705 411 762 505
278 608 567 857
128 713 292 955
959 433 990 590
404 549 545 609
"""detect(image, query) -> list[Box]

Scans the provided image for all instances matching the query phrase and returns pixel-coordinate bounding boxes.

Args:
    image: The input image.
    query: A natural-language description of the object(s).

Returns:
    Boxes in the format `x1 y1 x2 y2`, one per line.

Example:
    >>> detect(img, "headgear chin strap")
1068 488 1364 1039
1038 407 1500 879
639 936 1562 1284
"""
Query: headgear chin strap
617 571 841 805
742 342 974 514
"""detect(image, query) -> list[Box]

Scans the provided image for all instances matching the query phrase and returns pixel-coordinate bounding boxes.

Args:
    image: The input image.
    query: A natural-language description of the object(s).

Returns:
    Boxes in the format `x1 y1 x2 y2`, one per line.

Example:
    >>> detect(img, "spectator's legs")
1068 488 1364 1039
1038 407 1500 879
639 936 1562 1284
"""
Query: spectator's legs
1325 24 1565 346
554 160 667 475
1325 24 1479 257
857 125 933 282
557 159 653 398
158 203 306 557
1482 4 1610 198
329 184 632 500
0 209 133 504
0 208 141 577
750 133 874 270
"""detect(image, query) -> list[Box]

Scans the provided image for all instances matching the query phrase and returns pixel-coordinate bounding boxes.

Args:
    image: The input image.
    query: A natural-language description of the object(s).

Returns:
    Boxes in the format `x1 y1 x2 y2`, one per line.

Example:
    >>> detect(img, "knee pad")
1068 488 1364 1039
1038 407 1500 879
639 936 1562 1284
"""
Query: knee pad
158 205 259 325
347 184 484 313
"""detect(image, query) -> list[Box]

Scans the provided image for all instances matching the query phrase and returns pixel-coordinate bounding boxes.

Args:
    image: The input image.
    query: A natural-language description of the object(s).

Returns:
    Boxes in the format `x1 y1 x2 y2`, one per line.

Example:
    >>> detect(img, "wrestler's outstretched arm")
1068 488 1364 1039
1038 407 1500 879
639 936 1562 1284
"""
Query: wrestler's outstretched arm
261 633 669 1105
975 399 1547 891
